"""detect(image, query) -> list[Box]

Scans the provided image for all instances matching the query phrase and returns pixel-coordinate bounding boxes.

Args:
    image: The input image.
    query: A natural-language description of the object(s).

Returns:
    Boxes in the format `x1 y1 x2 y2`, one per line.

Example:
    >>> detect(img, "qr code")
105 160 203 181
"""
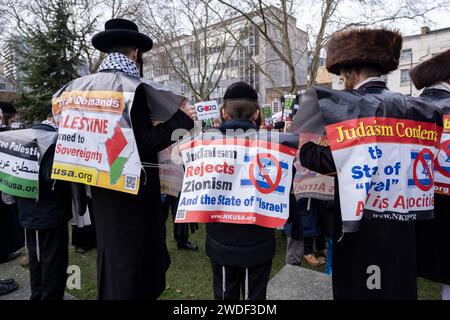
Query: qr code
176 210 186 220
125 175 138 191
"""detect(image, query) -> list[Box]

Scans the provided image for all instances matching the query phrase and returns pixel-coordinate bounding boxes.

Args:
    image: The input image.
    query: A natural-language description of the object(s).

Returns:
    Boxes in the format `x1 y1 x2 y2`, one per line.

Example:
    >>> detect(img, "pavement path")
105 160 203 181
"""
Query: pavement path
0 254 75 300
267 264 333 300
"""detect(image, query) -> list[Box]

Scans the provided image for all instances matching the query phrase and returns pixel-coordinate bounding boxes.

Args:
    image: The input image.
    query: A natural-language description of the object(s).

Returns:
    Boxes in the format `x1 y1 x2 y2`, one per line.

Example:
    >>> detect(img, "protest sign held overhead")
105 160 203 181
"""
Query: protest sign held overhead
262 104 273 127
175 131 298 228
195 100 220 121
51 72 186 194
0 128 57 199
303 87 443 232
283 95 296 114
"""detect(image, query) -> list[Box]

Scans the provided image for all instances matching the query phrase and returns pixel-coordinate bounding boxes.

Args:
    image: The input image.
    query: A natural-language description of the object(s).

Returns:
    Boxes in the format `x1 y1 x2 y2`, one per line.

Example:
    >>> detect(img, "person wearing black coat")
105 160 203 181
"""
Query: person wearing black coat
300 28 422 300
15 122 72 300
409 49 450 300
71 184 97 254
86 19 196 300
0 103 24 264
162 193 199 251
206 82 300 300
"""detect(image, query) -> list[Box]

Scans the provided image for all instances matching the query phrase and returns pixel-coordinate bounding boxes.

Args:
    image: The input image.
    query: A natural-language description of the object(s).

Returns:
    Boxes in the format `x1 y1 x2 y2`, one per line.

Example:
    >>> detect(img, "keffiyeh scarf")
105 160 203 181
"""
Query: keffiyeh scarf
98 52 140 77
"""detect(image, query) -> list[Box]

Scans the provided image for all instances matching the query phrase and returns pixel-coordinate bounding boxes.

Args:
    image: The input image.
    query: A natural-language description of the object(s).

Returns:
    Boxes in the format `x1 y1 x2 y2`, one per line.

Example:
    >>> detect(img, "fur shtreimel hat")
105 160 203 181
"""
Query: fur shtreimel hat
92 18 153 53
326 28 403 75
223 82 258 102
409 49 450 90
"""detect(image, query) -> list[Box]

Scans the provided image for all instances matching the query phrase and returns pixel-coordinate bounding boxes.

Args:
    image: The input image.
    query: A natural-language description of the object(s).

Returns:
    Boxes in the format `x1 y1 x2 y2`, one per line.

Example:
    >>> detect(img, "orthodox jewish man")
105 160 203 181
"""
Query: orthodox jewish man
53 19 196 300
410 49 450 300
0 103 24 264
298 28 442 299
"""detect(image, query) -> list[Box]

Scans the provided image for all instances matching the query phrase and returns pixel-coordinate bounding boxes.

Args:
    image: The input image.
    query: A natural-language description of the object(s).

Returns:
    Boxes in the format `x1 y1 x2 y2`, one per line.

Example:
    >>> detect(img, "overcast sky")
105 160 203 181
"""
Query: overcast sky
294 0 450 37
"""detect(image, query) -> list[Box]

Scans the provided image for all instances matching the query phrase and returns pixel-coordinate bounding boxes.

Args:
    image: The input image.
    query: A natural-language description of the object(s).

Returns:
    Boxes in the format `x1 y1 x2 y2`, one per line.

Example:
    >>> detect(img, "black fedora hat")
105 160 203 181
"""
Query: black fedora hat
92 18 153 53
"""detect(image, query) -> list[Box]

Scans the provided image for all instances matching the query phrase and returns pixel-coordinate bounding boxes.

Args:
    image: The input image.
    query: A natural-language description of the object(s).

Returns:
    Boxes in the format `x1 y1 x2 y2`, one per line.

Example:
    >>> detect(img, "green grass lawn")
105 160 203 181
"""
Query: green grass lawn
66 222 290 300
66 222 441 300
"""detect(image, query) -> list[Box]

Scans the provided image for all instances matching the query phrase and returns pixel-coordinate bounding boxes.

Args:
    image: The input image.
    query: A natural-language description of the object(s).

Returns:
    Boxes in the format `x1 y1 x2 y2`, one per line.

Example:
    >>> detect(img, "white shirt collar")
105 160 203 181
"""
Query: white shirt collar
426 81 450 93
354 77 386 90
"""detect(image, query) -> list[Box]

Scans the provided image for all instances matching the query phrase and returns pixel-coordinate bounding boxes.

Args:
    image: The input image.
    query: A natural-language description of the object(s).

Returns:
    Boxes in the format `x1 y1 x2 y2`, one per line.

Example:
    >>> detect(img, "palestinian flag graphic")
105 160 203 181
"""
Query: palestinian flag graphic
106 122 129 185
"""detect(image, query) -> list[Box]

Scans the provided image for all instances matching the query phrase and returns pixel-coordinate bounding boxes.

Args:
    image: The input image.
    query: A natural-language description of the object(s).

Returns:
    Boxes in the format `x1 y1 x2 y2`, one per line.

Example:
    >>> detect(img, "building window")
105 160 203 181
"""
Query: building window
400 69 410 85
272 101 279 113
0 83 6 90
400 49 412 60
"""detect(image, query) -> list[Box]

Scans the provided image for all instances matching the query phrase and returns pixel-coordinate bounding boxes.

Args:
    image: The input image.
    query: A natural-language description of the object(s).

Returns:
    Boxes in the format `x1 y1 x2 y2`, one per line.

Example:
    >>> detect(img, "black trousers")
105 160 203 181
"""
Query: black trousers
304 235 326 255
0 202 24 258
72 199 97 250
26 225 69 300
332 218 417 300
211 259 272 300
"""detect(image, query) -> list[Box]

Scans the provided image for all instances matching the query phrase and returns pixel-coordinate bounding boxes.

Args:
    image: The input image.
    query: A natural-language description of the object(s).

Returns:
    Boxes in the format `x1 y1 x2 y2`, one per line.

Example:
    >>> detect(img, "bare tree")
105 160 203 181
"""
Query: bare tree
214 0 450 91
213 0 308 94
303 0 450 87
132 0 247 101
0 0 145 77
81 0 144 73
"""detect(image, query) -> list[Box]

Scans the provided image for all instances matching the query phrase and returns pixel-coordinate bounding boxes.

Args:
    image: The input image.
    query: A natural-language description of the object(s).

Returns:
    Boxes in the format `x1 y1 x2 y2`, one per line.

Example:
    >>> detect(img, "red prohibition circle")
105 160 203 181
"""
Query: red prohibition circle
249 153 282 194
413 148 434 192
435 140 450 178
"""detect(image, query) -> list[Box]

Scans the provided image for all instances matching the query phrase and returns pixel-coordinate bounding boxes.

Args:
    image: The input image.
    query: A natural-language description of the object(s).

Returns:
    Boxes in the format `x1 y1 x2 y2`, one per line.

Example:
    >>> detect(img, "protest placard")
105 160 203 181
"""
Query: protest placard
314 87 443 231
0 129 57 198
289 90 335 201
195 100 220 121
292 133 334 201
435 114 450 195
158 142 184 197
175 131 298 228
52 90 142 194
283 95 296 112
51 73 186 195
262 104 272 127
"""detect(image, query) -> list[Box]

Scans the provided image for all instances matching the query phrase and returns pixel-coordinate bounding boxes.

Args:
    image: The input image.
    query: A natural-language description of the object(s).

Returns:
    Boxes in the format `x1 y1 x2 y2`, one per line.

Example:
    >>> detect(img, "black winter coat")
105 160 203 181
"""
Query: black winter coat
16 124 72 230
0 126 24 256
299 81 419 300
90 82 194 300
416 88 450 284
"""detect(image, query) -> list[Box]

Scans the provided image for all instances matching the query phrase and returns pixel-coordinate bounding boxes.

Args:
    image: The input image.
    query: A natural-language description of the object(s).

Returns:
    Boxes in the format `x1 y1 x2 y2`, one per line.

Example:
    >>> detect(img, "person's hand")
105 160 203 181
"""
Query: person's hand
180 101 197 121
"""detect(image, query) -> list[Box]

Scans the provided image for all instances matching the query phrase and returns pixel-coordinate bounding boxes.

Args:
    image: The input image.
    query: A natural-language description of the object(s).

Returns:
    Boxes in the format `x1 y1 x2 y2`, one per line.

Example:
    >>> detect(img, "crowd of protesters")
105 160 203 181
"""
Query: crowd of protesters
1 18 449 301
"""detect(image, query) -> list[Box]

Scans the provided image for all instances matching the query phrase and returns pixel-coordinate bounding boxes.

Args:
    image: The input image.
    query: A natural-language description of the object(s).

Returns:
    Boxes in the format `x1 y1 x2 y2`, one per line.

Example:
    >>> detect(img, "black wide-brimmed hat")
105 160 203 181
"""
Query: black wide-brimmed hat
326 28 402 75
92 18 153 53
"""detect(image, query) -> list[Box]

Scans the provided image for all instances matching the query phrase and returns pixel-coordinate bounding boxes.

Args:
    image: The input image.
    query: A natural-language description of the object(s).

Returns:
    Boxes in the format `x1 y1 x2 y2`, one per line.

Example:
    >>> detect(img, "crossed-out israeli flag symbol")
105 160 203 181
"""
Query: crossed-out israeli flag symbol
408 151 433 187
240 154 289 194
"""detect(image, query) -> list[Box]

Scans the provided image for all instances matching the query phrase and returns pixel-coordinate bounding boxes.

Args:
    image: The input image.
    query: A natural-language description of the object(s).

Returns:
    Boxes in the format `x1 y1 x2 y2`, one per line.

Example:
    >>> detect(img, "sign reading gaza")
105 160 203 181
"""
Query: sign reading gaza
314 87 443 231
195 100 220 121
175 132 298 228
